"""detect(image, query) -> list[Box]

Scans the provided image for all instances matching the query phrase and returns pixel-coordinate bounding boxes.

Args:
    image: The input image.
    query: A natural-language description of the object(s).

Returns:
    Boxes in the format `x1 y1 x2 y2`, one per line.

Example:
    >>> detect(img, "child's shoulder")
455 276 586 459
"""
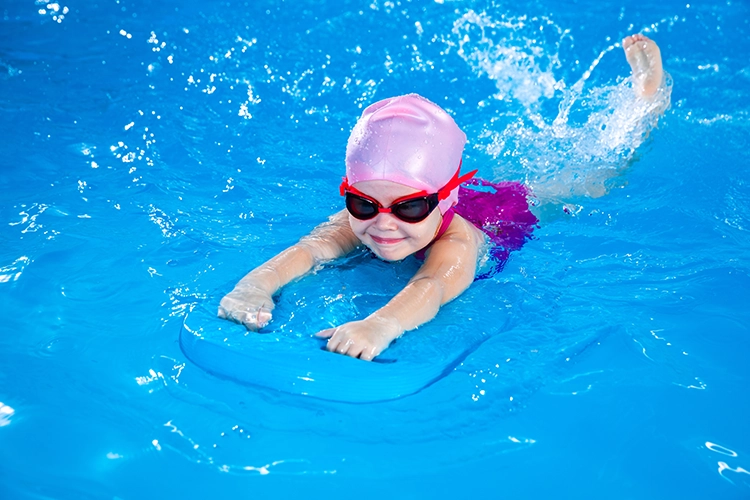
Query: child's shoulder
420 214 484 264
446 213 486 245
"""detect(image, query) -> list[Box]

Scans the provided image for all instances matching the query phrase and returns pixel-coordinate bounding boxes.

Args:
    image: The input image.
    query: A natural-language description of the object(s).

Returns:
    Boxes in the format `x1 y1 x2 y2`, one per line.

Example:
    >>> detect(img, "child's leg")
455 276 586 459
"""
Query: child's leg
522 34 670 215
623 34 664 98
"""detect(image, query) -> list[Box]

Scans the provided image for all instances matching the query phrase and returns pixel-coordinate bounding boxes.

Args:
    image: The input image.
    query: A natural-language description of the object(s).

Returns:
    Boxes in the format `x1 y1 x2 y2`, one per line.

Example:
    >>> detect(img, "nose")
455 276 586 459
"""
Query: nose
372 212 399 231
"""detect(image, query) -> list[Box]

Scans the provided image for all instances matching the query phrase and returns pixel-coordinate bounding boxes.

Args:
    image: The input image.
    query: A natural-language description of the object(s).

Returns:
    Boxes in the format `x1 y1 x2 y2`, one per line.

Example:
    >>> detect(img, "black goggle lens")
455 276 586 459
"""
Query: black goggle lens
392 198 432 221
345 193 438 223
345 194 379 219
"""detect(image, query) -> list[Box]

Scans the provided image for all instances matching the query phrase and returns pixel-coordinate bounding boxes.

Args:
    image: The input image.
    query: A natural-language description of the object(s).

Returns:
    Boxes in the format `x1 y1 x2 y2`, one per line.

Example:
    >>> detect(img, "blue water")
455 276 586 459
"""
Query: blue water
1 0 749 497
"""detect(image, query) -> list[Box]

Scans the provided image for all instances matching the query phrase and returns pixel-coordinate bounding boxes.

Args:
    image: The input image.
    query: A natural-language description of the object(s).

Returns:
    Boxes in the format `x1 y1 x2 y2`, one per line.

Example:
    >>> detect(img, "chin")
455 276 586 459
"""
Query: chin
368 243 411 262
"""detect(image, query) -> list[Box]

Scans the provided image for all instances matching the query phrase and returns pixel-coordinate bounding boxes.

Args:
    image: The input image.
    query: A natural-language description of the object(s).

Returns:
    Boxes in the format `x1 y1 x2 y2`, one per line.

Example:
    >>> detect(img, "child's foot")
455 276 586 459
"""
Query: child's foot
623 34 664 98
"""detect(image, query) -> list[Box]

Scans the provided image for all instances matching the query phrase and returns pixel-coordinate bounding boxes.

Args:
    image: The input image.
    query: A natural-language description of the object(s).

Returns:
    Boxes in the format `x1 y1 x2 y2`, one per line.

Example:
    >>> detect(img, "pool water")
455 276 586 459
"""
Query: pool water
1 0 749 497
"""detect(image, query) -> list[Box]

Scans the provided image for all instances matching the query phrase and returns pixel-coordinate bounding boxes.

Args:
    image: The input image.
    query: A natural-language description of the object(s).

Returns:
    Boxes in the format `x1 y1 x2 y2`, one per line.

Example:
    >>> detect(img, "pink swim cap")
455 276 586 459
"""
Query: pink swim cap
344 94 468 214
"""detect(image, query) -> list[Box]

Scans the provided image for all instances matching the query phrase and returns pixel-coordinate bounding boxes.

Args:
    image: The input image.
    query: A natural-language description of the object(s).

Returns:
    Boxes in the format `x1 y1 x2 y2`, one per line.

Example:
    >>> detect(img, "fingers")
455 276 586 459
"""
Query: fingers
217 306 228 320
242 306 275 330
218 291 275 329
325 331 350 355
359 347 377 361
218 304 272 331
256 307 273 328
322 330 377 361
218 304 247 325
324 329 350 355
340 339 364 358
315 328 335 338
241 311 263 331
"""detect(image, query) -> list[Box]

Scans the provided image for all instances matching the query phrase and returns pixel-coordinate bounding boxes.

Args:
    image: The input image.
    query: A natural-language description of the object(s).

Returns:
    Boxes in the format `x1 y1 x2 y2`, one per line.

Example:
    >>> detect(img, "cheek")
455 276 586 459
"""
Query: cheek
404 213 441 243
348 216 369 241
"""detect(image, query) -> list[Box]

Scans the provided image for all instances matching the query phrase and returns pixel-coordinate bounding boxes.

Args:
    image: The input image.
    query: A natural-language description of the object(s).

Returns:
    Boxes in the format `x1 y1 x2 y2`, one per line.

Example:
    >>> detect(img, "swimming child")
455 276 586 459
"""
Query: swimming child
218 34 668 361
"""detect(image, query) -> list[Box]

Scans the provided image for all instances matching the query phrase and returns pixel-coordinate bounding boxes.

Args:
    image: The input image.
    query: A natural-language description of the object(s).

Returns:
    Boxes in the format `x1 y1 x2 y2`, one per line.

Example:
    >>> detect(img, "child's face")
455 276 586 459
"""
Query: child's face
347 180 442 261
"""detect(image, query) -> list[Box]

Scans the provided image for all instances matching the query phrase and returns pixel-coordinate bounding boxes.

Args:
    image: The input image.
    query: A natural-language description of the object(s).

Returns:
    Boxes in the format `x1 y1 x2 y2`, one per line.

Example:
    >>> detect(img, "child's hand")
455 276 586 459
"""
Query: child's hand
315 316 402 361
217 286 274 331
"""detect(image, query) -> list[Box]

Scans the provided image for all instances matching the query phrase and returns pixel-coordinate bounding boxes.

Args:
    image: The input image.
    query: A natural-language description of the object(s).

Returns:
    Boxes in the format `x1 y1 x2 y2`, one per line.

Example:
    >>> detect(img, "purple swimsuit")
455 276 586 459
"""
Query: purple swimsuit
416 178 538 278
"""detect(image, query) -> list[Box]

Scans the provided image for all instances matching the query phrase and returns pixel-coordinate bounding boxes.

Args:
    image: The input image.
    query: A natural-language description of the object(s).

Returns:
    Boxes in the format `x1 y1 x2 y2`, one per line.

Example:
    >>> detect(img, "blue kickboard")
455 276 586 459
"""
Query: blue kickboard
179 304 494 403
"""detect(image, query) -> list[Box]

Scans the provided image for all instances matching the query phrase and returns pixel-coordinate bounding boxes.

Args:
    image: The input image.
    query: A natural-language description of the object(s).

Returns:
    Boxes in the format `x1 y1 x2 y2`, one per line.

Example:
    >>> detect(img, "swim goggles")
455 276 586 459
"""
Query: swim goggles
339 165 477 223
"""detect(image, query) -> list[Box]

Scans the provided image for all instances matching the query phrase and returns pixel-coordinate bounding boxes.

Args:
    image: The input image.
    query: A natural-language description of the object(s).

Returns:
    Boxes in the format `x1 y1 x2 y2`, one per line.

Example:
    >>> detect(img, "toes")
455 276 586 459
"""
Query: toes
623 33 652 51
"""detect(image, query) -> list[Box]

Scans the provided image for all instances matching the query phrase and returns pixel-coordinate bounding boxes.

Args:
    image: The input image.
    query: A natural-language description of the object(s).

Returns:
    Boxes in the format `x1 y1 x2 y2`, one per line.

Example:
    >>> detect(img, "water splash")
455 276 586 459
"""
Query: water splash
452 11 672 204
509 71 671 202
452 10 569 107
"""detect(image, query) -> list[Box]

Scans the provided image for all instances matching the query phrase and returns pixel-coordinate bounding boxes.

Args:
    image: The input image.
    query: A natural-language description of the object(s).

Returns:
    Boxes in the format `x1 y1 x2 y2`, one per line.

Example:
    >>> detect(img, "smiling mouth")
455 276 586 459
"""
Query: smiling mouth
370 235 404 245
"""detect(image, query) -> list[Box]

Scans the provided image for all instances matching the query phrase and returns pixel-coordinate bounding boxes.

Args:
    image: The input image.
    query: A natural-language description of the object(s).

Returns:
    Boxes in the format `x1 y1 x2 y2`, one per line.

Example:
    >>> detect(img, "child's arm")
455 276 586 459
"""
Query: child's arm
218 210 360 329
316 215 483 360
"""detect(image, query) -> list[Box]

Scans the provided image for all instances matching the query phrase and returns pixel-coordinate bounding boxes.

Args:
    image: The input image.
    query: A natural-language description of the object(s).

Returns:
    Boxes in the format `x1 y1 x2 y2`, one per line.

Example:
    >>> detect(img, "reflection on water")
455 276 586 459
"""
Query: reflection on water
0 402 14 427
1 0 749 495
706 442 749 486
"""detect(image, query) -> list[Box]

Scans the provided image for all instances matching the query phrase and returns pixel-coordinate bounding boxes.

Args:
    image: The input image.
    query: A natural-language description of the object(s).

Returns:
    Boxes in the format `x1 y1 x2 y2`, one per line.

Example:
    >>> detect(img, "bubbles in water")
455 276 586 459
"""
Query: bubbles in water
0 59 21 79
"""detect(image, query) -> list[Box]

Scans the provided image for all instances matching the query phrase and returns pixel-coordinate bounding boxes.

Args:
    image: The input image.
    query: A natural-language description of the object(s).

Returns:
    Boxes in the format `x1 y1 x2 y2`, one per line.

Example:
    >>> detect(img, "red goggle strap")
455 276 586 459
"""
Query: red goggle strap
340 159 477 201
341 183 431 207
339 177 351 196
437 161 477 201
340 179 430 201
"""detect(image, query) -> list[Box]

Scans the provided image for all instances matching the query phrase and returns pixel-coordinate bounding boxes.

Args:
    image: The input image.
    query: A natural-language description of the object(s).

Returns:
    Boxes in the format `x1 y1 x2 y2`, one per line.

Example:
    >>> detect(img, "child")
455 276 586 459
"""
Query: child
218 34 667 361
